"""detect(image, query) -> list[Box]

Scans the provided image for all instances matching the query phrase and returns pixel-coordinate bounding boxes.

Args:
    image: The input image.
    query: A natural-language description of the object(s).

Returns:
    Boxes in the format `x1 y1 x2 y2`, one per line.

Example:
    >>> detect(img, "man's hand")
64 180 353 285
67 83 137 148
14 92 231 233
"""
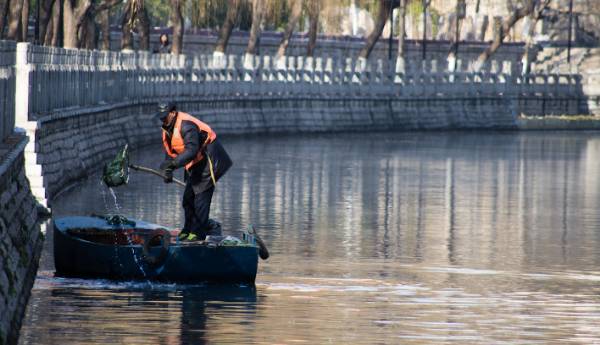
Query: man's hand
160 158 176 183
163 169 173 183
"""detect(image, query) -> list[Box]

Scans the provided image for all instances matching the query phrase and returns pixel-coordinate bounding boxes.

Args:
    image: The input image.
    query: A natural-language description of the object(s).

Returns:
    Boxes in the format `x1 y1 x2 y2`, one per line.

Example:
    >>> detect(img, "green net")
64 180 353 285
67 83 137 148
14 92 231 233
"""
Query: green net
102 145 130 188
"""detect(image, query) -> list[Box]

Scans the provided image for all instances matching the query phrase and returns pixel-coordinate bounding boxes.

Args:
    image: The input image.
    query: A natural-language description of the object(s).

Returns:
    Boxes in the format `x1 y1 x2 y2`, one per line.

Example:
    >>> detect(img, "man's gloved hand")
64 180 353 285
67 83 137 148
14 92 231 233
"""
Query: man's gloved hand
160 158 176 171
163 168 173 183
160 158 176 183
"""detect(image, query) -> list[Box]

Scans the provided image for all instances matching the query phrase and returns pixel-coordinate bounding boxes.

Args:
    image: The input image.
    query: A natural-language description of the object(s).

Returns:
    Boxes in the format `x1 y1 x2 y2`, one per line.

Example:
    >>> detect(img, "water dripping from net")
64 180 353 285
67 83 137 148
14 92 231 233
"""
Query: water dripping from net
99 180 153 288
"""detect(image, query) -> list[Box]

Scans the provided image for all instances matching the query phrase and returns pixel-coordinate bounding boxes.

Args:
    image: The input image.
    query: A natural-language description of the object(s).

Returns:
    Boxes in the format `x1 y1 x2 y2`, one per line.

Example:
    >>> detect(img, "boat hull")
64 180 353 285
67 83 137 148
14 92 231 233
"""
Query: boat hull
53 216 259 283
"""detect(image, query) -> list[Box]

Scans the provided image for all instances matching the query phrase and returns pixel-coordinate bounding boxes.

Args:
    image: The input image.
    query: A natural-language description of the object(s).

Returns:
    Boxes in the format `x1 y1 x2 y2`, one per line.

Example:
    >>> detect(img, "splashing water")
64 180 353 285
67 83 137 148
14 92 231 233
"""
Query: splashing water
99 180 153 287
108 187 121 211
99 180 125 272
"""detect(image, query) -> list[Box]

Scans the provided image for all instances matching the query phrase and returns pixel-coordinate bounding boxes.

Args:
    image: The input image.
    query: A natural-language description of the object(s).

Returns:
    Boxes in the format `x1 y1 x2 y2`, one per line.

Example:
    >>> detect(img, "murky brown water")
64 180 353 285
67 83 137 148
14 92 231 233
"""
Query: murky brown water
19 131 600 344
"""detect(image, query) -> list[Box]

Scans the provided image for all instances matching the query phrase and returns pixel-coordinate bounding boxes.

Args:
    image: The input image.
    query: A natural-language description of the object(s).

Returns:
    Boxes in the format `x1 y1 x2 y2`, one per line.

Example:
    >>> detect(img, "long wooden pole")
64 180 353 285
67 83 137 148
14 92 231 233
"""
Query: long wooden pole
129 164 186 187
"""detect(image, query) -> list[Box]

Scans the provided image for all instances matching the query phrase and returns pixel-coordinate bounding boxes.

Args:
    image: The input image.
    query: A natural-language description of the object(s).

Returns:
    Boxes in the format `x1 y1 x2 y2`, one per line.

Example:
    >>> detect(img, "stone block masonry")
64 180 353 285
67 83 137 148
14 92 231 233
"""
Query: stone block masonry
0 135 43 345
34 103 159 197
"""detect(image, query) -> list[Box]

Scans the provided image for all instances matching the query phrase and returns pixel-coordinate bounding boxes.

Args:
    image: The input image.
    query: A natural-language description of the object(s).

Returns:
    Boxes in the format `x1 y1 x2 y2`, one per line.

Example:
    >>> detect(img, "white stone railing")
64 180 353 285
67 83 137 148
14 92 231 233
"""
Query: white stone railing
10 42 582 121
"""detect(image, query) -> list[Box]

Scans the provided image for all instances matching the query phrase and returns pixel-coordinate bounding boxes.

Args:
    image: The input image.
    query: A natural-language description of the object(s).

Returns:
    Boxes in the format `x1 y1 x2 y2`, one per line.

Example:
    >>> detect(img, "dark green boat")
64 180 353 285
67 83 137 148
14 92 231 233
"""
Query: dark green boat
53 216 263 283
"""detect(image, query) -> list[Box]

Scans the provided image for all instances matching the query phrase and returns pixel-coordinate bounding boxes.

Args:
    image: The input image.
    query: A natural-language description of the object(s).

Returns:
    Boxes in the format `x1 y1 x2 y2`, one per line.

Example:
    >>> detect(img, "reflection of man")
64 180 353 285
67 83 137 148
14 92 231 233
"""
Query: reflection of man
156 102 232 241
180 285 257 344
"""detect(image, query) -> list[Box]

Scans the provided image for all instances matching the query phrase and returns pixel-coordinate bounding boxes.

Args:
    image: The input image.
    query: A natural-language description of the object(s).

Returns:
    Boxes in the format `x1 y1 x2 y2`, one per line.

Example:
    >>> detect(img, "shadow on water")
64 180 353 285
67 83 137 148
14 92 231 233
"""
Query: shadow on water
20 273 258 345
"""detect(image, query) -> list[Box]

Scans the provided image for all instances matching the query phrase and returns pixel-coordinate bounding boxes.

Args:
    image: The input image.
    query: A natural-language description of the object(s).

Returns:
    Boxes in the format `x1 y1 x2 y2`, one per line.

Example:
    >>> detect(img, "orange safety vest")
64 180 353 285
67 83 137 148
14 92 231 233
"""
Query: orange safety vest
162 112 217 171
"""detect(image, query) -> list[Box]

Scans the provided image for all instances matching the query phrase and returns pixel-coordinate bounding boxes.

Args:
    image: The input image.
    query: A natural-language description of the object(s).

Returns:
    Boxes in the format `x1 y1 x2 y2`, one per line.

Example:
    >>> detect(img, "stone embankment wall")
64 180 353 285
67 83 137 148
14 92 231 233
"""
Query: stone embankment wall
0 41 42 345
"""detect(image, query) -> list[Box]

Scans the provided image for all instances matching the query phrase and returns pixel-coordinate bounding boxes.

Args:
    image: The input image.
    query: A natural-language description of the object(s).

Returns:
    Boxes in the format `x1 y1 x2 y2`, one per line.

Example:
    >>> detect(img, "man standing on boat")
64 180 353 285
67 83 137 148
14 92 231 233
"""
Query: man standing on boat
156 102 232 241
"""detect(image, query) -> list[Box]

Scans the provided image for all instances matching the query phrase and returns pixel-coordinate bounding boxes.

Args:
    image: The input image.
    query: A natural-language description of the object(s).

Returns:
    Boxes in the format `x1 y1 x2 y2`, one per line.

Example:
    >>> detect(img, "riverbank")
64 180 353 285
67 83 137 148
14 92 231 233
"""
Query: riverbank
518 115 600 130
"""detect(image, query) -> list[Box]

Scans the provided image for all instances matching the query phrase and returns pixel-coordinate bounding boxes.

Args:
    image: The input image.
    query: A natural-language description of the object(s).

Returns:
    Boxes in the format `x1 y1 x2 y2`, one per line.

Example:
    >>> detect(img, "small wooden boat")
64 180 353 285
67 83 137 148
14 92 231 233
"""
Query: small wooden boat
53 215 263 283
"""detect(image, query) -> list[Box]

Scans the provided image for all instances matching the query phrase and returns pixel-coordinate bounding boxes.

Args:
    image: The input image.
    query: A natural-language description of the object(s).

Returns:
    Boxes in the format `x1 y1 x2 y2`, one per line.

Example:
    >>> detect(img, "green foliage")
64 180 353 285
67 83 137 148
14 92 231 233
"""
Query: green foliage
430 10 440 36
264 0 290 31
407 0 424 17
186 0 251 30
405 0 440 37
145 0 171 26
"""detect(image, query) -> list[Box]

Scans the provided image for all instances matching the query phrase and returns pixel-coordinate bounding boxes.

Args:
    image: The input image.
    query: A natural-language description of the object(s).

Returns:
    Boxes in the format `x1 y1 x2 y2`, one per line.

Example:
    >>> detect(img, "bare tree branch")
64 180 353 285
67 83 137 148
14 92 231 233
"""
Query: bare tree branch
358 0 393 59
473 0 538 71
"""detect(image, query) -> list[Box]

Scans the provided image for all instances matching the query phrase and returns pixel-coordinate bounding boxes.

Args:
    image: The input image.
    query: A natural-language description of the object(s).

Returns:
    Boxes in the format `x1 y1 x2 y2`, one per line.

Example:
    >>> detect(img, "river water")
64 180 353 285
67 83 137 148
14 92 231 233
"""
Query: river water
18 131 600 344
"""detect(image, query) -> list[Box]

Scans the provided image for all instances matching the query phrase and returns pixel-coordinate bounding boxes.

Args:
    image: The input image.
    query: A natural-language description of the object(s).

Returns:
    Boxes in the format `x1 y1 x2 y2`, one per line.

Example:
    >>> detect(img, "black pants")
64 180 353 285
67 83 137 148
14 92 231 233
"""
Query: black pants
182 182 214 239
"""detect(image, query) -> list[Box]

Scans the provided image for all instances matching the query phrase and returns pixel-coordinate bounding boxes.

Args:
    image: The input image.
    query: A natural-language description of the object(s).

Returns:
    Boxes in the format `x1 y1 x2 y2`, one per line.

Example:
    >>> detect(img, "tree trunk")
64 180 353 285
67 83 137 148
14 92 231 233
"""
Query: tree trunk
98 6 109 49
6 0 24 40
214 0 239 54
44 12 53 43
358 0 391 59
38 0 56 44
522 0 550 75
476 15 488 41
48 0 60 46
136 5 149 50
396 0 406 73
306 0 319 56
245 0 264 56
473 0 536 71
170 0 183 54
0 0 10 39
92 0 119 49
120 1 132 49
63 0 91 48
78 12 95 49
62 0 77 47
20 0 28 41
448 3 463 73
275 0 302 59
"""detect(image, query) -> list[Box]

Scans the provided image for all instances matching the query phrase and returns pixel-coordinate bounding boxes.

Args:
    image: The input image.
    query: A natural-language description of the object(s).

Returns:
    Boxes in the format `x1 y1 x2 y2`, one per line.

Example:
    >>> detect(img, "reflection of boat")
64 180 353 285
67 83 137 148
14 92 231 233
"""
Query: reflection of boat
53 216 260 283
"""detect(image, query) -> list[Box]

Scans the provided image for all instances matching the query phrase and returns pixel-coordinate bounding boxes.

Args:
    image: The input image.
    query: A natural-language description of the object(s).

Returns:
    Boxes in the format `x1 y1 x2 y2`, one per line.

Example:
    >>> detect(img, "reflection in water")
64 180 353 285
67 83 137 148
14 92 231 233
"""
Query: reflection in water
19 131 600 344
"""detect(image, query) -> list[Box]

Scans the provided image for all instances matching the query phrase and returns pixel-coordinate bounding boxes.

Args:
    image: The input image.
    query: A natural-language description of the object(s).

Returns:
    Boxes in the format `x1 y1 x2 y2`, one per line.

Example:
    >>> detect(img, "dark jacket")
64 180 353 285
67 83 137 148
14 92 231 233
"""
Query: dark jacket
154 44 171 54
168 118 232 194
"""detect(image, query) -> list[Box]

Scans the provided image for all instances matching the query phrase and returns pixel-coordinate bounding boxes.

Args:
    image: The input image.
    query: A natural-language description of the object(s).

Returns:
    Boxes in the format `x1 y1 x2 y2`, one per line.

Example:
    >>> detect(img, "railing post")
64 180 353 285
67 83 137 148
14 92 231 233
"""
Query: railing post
15 43 31 128
15 42 48 207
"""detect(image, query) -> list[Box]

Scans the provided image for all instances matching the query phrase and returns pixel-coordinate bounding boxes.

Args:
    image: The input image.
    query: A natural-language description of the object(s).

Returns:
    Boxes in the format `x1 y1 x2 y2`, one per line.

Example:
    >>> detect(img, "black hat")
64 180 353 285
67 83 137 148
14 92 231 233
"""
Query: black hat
155 102 176 121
